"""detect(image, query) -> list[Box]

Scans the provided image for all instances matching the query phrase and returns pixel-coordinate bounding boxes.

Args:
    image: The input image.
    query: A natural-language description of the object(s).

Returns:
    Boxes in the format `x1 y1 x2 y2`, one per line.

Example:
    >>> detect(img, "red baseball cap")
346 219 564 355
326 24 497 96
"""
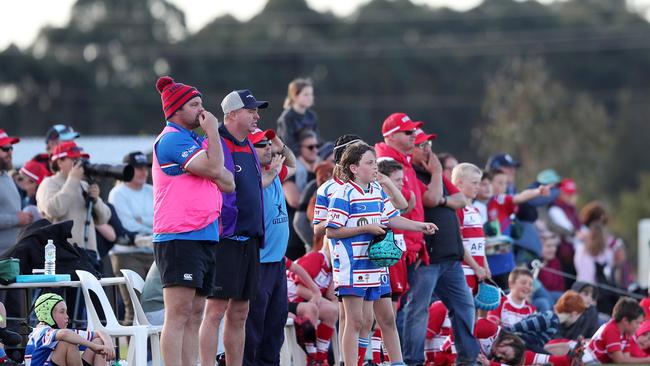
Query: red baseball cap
382 113 423 137
414 128 437 145
0 129 20 147
248 128 276 145
636 320 650 337
19 159 51 185
560 178 578 195
50 141 90 161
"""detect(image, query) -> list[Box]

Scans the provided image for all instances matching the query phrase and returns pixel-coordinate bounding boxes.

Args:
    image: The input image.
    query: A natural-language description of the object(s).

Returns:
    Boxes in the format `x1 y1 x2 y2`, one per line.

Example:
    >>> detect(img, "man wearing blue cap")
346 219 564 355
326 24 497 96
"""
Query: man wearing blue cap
200 89 268 366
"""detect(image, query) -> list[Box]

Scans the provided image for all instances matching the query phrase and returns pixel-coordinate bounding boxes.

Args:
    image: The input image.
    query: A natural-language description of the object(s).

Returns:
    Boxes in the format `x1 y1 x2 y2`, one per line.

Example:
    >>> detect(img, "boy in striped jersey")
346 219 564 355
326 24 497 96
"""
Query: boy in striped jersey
451 163 491 295
326 142 437 366
24 293 114 366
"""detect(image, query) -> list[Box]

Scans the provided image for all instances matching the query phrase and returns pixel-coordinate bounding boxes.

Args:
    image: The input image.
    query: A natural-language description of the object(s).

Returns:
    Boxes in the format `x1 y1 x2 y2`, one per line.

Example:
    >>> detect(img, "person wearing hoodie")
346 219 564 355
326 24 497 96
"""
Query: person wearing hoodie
553 282 600 339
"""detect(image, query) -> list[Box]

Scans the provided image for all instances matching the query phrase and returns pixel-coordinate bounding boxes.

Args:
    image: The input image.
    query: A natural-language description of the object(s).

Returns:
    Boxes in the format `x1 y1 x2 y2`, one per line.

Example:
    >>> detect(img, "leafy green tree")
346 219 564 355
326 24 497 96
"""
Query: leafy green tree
475 57 613 198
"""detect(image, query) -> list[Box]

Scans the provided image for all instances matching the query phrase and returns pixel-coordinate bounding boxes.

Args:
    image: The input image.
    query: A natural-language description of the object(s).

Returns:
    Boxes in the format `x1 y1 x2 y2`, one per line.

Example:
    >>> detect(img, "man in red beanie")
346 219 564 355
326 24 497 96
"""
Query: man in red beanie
152 76 234 366
0 129 32 253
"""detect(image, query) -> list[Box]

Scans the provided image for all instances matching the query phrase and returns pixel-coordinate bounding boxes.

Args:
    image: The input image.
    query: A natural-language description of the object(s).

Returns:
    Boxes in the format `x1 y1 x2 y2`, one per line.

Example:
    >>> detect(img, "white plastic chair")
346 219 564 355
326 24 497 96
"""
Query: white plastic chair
75 270 149 366
281 317 307 366
120 269 163 366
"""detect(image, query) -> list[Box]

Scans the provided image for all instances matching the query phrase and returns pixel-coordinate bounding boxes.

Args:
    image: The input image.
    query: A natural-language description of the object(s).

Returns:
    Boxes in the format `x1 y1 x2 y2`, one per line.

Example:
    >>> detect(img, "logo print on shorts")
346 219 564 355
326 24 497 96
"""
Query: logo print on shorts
183 273 193 281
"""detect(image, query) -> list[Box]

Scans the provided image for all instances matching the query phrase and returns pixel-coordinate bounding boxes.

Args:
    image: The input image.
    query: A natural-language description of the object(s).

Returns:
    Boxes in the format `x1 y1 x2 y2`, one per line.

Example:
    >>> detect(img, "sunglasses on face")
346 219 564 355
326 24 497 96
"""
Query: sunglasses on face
0 145 13 152
417 141 432 149
402 130 415 136
302 144 319 151
254 140 272 148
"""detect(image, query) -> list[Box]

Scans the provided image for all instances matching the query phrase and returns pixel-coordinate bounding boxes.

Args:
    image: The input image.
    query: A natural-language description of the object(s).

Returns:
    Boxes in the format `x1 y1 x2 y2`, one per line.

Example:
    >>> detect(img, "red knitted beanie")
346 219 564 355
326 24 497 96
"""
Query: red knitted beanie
155 76 202 120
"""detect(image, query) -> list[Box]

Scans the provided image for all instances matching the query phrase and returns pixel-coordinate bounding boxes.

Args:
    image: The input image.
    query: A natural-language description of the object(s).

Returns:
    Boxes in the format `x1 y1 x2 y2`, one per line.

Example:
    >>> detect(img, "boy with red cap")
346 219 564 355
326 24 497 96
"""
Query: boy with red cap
0 129 32 255
16 159 50 220
152 76 234 366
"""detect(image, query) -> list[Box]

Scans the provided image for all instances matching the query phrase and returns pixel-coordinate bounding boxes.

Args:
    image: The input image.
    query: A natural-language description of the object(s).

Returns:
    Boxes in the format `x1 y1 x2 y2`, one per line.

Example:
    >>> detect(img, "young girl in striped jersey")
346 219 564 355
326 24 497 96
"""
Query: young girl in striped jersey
326 142 437 366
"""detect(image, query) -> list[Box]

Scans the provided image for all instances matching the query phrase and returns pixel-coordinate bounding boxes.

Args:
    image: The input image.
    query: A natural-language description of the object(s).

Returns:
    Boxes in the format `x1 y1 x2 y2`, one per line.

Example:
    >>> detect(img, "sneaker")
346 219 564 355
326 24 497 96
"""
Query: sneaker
216 352 226 366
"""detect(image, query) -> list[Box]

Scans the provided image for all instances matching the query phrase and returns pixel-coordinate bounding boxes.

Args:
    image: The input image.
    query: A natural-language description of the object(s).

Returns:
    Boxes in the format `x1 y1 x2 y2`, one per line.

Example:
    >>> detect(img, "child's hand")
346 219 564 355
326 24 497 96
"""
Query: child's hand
420 222 438 235
92 343 115 360
377 172 390 186
477 353 491 366
365 224 387 236
475 267 488 281
538 184 552 196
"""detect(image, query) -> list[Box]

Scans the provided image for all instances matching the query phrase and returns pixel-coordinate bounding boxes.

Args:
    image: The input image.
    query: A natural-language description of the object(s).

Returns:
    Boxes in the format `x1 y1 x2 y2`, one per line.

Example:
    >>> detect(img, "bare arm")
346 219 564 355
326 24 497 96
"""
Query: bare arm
463 251 487 280
609 350 650 364
261 155 285 188
56 329 115 360
377 173 408 211
184 111 235 193
513 185 550 205
289 262 321 299
421 153 444 208
445 192 468 209
95 224 116 242
314 221 328 236
388 216 437 235
326 224 385 239
283 181 301 208
272 136 296 177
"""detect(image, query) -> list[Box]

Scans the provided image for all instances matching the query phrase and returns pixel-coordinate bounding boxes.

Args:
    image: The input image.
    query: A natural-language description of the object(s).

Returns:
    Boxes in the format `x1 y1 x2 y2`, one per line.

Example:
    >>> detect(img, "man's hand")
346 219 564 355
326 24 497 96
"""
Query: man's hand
420 222 438 235
17 211 33 226
427 151 443 175
269 155 285 175
69 161 85 181
199 111 219 133
364 224 387 236
309 292 322 306
88 184 100 201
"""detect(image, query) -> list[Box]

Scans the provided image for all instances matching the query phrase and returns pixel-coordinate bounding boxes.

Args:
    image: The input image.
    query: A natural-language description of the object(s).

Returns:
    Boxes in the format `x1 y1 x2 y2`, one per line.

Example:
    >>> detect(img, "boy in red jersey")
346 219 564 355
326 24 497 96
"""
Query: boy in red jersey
586 297 650 364
451 163 491 294
487 268 536 328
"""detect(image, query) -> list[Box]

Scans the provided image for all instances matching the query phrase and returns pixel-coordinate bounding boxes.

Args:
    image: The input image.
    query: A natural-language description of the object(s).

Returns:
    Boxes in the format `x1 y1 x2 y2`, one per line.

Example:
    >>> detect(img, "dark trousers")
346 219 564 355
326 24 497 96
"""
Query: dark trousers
244 261 288 366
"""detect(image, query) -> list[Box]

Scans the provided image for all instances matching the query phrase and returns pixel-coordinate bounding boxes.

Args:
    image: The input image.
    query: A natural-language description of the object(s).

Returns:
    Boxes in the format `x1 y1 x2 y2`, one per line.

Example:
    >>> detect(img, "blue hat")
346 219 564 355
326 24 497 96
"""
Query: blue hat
45 124 80 143
486 153 520 170
221 89 269 114
537 169 561 185
318 141 334 161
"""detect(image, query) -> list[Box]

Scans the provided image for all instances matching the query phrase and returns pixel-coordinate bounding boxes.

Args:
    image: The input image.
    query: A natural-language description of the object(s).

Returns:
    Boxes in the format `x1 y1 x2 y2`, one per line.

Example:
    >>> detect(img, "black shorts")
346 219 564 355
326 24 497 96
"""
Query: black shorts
154 239 217 297
210 237 260 300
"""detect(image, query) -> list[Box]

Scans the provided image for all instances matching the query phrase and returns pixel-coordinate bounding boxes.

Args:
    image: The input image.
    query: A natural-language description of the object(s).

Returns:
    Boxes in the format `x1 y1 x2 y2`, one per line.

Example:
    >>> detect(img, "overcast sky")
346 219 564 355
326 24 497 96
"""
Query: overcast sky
1 0 649 50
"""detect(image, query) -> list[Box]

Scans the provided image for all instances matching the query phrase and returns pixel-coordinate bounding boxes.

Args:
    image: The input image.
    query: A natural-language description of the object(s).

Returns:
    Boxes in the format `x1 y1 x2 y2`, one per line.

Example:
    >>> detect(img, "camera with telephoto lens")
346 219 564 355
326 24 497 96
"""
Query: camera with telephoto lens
81 159 134 182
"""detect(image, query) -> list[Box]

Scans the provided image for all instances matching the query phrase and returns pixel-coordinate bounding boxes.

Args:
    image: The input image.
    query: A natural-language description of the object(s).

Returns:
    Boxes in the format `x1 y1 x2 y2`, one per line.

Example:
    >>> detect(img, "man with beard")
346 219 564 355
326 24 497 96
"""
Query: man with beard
0 129 32 253
200 89 267 366
152 76 234 366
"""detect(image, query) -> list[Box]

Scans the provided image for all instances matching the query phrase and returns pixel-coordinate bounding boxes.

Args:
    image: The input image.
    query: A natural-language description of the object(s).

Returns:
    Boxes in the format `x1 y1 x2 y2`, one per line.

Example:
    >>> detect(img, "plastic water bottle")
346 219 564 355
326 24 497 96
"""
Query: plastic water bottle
44 239 56 275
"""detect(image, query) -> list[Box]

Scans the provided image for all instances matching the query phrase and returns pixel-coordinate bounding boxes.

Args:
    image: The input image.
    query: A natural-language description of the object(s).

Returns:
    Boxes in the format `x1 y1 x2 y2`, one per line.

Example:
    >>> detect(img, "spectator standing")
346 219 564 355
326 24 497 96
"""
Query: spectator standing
108 151 155 325
486 153 520 195
17 159 49 214
152 76 233 366
277 78 318 154
0 130 34 253
244 128 297 366
200 89 267 366
36 141 111 268
402 128 480 366
283 130 319 259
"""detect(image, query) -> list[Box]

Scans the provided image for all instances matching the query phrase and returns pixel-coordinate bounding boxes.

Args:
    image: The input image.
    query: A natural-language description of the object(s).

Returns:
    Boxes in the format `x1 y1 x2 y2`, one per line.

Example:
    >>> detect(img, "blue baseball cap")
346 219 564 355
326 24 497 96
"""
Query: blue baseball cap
221 89 269 114
45 124 80 143
486 153 520 170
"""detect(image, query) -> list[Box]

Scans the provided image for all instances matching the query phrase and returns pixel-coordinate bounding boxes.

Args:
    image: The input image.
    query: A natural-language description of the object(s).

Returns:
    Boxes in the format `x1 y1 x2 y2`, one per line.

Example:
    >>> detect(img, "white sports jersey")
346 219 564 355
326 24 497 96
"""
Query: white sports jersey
326 180 399 287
